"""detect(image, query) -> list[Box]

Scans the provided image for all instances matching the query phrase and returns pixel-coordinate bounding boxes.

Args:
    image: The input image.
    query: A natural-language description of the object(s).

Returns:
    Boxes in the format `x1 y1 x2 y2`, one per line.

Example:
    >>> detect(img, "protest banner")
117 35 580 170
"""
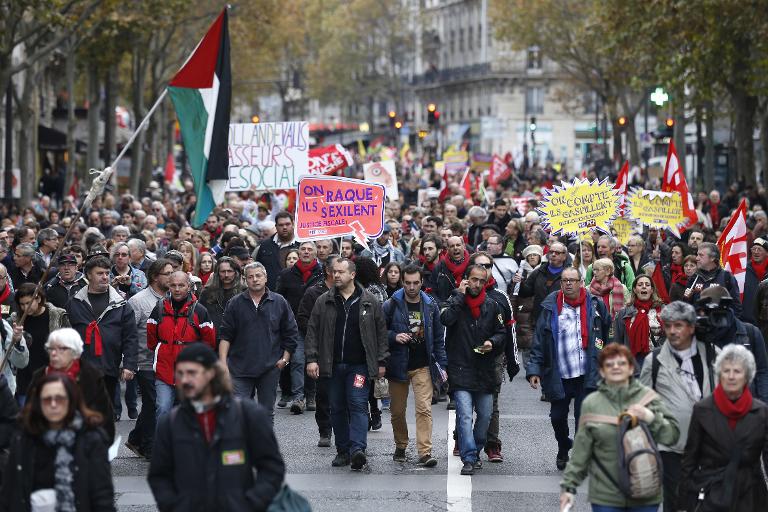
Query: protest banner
537 178 620 237
295 176 386 251
443 149 469 175
489 153 512 187
610 217 637 247
363 160 398 201
226 122 309 191
625 188 688 237
308 144 354 176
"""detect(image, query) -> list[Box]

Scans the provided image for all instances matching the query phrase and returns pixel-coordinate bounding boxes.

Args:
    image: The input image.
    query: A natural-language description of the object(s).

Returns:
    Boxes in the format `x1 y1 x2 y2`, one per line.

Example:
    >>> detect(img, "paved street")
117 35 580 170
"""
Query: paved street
111 376 590 511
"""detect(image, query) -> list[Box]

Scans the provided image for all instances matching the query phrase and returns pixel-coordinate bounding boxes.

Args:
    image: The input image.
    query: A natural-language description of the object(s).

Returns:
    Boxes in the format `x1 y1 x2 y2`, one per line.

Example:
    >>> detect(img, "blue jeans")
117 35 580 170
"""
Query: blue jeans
592 505 658 512
453 390 493 464
155 380 176 423
290 337 305 400
328 363 370 455
114 378 138 417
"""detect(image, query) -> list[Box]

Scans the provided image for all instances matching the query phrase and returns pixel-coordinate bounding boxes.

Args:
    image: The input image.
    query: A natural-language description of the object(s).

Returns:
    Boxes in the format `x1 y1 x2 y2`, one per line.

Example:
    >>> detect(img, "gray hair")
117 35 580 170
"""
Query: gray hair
37 228 58 243
598 235 617 249
45 328 84 358
660 301 697 325
467 206 488 221
699 242 720 262
715 344 756 384
112 225 130 237
126 238 146 255
15 243 35 256
243 261 267 277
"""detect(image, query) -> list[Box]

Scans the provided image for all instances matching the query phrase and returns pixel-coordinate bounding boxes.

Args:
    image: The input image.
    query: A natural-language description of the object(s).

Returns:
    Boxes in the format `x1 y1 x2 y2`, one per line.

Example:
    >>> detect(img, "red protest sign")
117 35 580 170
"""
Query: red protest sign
308 144 354 176
295 176 385 250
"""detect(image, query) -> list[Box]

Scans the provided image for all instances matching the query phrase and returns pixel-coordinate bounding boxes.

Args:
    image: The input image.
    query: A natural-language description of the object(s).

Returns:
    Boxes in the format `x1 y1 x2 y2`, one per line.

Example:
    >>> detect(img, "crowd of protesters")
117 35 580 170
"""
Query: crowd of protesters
0 164 765 510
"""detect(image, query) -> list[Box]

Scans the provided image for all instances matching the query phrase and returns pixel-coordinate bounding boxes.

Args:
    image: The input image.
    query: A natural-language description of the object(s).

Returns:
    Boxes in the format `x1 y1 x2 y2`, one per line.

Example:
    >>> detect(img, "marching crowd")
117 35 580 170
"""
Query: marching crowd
0 173 766 511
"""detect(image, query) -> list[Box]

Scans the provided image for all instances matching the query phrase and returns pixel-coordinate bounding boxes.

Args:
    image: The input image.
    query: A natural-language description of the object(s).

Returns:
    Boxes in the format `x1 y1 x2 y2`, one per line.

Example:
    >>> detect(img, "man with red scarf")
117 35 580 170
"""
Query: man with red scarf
433 236 470 307
418 235 442 295
439 264 506 476
742 238 768 324
526 267 610 471
276 241 324 414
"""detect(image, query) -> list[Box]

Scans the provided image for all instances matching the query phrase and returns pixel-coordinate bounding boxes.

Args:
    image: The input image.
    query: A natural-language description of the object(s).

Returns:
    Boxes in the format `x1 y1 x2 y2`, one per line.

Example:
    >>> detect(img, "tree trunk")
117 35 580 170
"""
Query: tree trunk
673 89 686 178
705 100 716 191
64 39 77 197
129 49 146 196
15 67 39 205
731 89 757 187
86 64 101 174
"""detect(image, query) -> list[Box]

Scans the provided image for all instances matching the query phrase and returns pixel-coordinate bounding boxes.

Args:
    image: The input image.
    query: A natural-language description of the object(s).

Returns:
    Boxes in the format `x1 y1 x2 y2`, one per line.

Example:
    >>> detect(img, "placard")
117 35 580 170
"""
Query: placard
227 122 309 191
363 160 398 201
295 176 385 250
537 178 620 237
625 188 688 237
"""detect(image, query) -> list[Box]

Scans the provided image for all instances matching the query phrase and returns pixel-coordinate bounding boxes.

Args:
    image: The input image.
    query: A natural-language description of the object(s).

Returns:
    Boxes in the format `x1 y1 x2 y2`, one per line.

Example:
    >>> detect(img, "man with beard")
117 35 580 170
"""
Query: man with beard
199 257 245 344
440 264 505 475
148 343 285 511
45 252 88 308
433 236 470 306
684 242 742 319
419 235 442 294
253 211 299 290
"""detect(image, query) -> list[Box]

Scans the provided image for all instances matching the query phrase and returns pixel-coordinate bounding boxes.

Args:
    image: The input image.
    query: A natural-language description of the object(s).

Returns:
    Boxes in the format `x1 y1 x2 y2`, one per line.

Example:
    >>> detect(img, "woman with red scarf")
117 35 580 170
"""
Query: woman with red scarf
588 258 629 321
662 243 688 292
612 275 666 373
680 344 768 512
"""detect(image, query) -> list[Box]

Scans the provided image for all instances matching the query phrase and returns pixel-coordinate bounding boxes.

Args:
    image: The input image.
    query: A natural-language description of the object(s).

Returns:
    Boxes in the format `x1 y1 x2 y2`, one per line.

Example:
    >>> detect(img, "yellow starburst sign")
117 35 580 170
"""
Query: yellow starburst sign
625 188 688 237
537 178 621 237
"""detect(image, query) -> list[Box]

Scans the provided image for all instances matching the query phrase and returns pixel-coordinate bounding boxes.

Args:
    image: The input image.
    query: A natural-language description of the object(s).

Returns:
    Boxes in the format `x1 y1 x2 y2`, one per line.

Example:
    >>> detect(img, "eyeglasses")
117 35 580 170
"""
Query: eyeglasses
46 346 71 353
550 250 566 255
603 360 629 368
477 263 493 269
41 395 69 406
561 279 580 284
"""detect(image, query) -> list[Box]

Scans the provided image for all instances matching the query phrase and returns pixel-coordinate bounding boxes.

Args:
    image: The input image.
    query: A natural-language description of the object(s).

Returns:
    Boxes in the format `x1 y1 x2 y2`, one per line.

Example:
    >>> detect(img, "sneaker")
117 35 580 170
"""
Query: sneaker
486 446 503 463
351 450 367 470
460 462 474 476
369 415 382 431
473 459 483 470
393 448 407 463
306 398 316 411
318 433 332 448
128 408 138 420
381 397 390 410
125 441 144 458
446 400 456 410
277 395 290 408
332 452 350 467
452 441 459 457
290 399 305 415
417 454 437 467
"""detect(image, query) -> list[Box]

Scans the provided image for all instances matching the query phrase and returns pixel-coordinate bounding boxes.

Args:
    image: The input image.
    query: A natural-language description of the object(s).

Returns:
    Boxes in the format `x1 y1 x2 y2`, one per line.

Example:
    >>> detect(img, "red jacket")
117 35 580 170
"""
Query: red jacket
147 295 216 385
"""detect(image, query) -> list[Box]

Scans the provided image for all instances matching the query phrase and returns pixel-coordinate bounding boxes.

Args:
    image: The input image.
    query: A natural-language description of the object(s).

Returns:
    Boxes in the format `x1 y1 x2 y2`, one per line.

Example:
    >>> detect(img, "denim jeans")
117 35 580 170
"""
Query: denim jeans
328 363 370 455
113 378 138 417
550 376 586 452
128 370 156 454
231 367 281 422
453 390 493 464
155 380 176 423
591 505 658 512
290 337 305 400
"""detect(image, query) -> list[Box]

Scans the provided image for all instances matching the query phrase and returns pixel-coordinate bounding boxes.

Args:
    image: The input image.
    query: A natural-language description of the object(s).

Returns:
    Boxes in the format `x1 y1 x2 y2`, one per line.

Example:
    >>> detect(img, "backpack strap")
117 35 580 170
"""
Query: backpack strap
635 389 658 408
651 347 662 390
579 413 619 427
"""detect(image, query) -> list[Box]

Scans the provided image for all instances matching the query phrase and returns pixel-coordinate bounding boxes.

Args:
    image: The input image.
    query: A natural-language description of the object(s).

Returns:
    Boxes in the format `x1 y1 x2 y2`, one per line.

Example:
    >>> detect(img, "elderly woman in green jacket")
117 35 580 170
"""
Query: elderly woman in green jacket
559 343 680 512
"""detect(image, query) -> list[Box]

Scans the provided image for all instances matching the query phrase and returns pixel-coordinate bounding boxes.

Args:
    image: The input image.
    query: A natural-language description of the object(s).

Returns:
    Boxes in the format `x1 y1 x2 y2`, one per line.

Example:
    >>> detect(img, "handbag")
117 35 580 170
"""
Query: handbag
686 450 741 512
267 484 312 512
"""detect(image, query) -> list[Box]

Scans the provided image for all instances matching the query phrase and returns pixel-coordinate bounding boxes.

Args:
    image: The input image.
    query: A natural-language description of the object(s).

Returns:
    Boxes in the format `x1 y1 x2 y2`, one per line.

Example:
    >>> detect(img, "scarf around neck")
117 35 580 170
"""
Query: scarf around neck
752 257 768 282
670 343 702 401
714 383 752 429
670 263 687 285
42 413 84 512
709 201 721 228
464 287 487 319
557 288 589 349
371 241 393 266
46 359 81 382
444 250 470 285
294 259 318 284
625 299 658 357
0 285 9 305
589 276 624 317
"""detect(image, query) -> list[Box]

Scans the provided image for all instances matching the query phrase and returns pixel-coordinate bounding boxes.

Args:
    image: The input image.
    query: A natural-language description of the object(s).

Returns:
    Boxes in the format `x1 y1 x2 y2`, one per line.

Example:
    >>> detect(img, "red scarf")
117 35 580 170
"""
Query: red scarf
589 276 625 317
557 288 589 349
464 287 487 319
0 285 9 305
625 299 658 357
46 359 81 382
418 254 436 272
85 321 103 356
713 384 752 430
670 264 687 285
443 250 470 285
485 276 497 290
709 201 721 228
196 408 217 443
752 258 768 282
199 271 212 286
294 259 318 284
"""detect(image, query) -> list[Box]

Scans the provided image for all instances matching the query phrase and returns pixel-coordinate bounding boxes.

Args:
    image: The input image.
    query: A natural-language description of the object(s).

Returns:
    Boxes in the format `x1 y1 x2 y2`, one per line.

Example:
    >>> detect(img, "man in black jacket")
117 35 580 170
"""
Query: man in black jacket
440 264 506 476
149 343 284 512
517 241 568 324
685 242 742 318
253 211 299 290
199 257 245 344
432 236 470 306
45 252 87 308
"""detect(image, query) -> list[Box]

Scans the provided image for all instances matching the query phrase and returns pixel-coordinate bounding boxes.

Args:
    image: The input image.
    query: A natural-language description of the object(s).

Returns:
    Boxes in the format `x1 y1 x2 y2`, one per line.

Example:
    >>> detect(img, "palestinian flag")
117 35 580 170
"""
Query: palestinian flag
168 8 231 227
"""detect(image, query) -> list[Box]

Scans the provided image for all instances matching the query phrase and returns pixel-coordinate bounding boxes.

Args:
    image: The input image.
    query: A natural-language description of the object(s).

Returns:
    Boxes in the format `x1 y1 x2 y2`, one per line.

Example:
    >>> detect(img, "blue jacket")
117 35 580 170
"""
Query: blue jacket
525 290 610 401
382 289 447 383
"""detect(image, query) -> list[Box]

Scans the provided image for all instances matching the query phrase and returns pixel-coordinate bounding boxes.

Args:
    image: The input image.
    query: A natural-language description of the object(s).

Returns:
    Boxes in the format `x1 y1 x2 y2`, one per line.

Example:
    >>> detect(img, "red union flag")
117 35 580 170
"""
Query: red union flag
661 140 697 228
308 144 354 176
614 161 628 215
717 198 748 299
489 154 511 187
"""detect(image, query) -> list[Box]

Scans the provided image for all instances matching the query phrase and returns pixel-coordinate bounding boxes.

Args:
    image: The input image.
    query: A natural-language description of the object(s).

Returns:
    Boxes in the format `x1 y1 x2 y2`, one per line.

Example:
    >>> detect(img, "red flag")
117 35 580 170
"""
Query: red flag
68 174 79 198
614 161 629 216
489 153 511 187
308 144 354 176
717 199 748 299
661 140 697 228
651 264 670 304
579 168 588 180
164 152 175 183
459 168 472 197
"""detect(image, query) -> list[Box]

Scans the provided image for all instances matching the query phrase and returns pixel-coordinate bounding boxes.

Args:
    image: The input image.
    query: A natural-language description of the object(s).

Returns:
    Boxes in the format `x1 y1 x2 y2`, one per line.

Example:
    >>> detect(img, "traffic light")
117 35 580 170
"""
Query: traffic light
427 103 438 126
617 116 627 128
658 117 674 138
251 115 260 123
418 129 428 139
388 110 396 128
394 120 403 131
665 117 674 128
529 116 537 132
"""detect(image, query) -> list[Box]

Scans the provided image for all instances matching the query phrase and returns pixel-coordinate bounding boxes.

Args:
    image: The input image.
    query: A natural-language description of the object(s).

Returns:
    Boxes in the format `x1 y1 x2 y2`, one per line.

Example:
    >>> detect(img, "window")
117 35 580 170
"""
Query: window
478 24 482 48
527 46 542 69
468 27 473 50
525 86 544 114
459 29 464 52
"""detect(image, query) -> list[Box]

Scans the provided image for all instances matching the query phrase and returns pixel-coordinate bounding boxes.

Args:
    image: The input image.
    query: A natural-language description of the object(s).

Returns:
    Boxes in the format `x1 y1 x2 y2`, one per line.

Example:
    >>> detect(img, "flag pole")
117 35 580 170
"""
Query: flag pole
0 88 170 374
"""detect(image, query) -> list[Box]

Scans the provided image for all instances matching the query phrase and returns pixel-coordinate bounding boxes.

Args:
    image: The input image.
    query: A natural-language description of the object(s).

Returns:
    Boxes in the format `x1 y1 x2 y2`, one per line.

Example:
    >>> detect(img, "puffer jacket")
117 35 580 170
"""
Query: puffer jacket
147 294 216 385
439 290 506 394
561 379 679 508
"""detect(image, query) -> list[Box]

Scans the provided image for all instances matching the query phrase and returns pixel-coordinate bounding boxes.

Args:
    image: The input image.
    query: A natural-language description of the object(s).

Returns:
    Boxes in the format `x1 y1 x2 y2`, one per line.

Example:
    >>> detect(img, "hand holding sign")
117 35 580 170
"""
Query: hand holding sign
295 176 386 250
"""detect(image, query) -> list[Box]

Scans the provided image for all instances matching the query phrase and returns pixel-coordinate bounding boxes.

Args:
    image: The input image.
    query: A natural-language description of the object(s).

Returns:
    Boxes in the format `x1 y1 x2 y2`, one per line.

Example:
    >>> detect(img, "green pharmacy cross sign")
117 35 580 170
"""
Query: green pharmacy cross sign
650 87 668 107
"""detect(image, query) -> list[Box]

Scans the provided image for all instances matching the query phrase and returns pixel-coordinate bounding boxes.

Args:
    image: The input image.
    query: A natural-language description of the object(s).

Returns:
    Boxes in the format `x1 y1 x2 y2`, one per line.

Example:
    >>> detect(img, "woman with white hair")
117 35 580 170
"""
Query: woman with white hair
588 258 630 320
680 344 768 511
26 328 115 442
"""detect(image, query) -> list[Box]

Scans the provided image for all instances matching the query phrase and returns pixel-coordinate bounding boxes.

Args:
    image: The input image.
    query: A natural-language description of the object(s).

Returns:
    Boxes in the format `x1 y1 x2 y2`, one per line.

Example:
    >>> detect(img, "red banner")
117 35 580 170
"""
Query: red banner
307 144 354 176
488 153 511 187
